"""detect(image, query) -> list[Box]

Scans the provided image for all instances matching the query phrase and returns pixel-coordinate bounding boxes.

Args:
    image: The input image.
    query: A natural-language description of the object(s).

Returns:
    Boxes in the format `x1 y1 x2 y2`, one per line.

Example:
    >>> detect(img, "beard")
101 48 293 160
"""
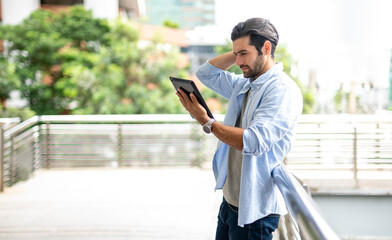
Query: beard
241 55 264 80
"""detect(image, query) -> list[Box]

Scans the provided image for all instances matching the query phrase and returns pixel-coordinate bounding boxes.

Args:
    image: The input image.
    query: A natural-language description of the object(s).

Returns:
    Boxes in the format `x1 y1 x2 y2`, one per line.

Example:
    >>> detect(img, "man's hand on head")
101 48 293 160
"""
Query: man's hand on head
176 88 210 125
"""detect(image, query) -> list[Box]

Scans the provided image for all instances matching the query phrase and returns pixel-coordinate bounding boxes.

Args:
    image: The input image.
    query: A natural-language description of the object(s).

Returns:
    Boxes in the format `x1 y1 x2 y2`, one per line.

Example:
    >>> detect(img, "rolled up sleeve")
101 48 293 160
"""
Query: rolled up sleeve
196 62 241 100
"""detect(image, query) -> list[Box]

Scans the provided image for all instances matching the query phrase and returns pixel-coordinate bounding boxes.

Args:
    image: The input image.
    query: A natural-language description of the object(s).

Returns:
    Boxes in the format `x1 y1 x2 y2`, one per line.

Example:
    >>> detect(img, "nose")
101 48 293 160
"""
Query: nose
235 55 242 66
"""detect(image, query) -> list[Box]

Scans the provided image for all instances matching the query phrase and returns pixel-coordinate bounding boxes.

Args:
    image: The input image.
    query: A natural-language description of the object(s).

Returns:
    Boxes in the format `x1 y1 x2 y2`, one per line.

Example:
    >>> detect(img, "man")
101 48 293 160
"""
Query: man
176 18 303 240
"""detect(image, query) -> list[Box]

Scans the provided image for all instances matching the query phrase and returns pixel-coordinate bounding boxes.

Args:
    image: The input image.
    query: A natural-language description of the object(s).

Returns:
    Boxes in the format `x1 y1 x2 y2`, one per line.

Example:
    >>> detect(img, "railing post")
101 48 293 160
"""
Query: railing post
33 126 41 172
375 123 380 160
191 122 205 168
117 123 123 168
317 123 321 161
10 136 15 185
45 122 50 169
0 124 4 192
353 126 358 186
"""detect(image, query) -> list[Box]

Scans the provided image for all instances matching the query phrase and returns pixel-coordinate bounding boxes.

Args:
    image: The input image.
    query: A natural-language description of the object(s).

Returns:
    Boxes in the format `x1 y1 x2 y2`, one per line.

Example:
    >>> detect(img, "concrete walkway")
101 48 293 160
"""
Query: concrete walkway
0 168 223 240
2 167 391 240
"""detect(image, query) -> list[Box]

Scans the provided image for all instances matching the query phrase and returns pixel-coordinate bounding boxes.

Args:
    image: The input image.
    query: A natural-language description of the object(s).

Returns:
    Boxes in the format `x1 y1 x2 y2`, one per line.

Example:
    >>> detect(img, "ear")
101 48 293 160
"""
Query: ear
262 41 272 56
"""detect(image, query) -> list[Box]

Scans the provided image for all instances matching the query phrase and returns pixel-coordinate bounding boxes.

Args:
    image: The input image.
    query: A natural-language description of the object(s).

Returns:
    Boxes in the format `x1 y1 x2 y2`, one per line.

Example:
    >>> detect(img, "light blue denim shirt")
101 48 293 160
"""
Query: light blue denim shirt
196 62 303 227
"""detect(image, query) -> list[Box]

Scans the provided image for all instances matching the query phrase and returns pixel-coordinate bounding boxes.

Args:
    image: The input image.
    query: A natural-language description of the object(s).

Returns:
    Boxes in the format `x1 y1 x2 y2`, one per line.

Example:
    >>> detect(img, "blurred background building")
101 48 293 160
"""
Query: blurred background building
0 0 139 23
143 0 214 30
0 0 214 28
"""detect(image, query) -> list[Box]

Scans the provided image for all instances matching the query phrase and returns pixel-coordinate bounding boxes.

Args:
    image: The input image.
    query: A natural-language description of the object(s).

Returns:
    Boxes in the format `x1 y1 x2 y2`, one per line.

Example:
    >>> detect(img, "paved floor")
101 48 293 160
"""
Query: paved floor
1 167 391 240
0 168 223 240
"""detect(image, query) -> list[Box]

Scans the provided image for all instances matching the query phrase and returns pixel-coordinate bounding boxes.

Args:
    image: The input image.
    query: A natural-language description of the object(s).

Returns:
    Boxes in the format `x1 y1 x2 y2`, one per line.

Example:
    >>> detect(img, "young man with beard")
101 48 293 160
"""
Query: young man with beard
176 18 303 240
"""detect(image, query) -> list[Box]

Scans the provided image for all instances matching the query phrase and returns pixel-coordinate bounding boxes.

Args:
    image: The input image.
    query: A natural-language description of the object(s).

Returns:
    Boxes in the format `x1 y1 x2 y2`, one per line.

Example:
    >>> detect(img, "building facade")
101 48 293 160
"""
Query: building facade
0 0 140 24
143 0 215 30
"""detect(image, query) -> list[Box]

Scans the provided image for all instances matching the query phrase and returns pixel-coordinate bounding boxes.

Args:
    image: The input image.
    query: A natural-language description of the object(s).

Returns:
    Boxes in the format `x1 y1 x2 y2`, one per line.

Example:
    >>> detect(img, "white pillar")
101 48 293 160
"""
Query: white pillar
1 0 39 25
84 0 119 20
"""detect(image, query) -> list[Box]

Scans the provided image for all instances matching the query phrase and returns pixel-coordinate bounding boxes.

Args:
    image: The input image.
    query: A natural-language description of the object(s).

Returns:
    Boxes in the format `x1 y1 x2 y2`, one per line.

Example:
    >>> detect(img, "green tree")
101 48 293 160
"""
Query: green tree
0 55 36 120
63 20 187 114
0 10 66 114
0 7 194 116
0 6 110 115
275 44 315 114
55 6 110 49
0 56 18 108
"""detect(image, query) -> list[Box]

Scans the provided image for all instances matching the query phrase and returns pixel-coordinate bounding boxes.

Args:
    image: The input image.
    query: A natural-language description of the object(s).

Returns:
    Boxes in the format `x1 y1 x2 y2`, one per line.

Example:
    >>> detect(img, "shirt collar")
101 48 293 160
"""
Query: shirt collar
238 62 283 95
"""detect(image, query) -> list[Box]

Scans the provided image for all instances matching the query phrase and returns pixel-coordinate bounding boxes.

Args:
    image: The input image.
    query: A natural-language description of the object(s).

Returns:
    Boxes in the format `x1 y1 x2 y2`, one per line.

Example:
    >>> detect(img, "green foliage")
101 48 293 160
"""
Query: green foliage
275 44 293 74
0 56 19 103
0 6 199 116
214 40 242 74
333 85 351 113
163 19 179 29
1 10 66 69
0 7 187 115
0 6 110 115
0 106 36 120
62 20 187 114
275 44 315 114
54 6 110 49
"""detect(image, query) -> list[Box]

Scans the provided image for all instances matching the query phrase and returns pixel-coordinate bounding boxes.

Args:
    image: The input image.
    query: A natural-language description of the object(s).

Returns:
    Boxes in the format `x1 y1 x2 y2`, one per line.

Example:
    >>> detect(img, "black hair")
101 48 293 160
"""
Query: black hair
231 23 277 58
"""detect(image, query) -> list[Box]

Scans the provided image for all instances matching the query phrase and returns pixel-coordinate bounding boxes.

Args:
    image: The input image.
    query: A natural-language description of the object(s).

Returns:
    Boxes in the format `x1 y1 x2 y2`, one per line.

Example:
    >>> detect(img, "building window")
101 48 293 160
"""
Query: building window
41 0 83 5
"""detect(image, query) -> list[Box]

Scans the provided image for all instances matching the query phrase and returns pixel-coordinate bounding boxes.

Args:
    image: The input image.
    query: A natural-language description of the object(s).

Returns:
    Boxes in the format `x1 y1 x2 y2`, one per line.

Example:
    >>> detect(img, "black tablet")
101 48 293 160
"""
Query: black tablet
170 76 214 119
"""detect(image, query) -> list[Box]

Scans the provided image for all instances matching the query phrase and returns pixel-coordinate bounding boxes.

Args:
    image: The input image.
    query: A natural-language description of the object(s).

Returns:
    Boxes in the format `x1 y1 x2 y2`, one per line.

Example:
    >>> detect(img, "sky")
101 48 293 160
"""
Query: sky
215 0 392 54
214 0 392 99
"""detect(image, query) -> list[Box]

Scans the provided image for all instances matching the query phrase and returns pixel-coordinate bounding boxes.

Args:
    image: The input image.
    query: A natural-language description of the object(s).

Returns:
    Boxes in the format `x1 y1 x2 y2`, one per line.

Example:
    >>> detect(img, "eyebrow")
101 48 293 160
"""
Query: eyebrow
233 49 247 55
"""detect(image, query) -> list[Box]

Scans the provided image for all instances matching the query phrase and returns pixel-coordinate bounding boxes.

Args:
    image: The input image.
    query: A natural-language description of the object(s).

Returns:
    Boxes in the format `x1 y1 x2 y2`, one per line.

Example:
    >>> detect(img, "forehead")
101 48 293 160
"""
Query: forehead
232 35 255 53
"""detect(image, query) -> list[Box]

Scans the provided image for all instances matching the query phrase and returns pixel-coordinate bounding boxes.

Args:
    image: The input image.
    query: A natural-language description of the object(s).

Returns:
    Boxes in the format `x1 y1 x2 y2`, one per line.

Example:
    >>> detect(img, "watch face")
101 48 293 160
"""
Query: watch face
203 125 211 134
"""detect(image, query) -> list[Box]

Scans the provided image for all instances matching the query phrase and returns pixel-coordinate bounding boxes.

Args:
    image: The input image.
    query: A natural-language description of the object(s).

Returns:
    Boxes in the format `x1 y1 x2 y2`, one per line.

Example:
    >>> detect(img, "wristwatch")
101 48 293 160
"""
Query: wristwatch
202 118 216 134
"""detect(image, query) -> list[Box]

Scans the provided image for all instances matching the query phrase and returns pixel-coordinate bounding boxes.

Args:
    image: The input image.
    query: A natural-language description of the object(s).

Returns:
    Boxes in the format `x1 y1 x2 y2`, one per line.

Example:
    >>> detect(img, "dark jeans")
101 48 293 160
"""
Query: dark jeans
215 198 280 240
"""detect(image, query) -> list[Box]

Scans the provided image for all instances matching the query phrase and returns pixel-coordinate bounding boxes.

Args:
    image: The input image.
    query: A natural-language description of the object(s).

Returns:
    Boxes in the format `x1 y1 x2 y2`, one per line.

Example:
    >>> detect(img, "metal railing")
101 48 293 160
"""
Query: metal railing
2 113 391 239
0 117 20 131
0 115 216 189
1 114 392 189
287 114 392 183
273 164 341 240
1 116 40 191
38 114 212 168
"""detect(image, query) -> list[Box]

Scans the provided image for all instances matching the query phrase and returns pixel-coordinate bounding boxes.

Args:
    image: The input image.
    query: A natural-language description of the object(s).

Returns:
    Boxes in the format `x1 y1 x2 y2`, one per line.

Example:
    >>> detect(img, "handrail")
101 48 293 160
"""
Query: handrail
3 116 39 139
2 113 391 174
0 117 21 132
0 118 21 124
39 114 225 123
272 164 341 240
297 113 392 124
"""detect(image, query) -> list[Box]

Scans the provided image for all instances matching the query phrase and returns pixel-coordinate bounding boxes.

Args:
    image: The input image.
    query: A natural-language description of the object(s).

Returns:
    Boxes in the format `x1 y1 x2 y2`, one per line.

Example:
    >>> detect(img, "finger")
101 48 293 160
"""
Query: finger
176 91 182 99
177 90 188 101
190 93 199 104
176 92 183 102
190 93 206 113
177 88 185 95
177 91 191 112
178 89 192 103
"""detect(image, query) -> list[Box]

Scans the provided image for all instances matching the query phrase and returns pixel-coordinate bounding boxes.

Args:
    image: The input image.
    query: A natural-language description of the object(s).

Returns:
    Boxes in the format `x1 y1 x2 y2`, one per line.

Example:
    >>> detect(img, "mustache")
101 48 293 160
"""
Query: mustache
240 65 250 69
